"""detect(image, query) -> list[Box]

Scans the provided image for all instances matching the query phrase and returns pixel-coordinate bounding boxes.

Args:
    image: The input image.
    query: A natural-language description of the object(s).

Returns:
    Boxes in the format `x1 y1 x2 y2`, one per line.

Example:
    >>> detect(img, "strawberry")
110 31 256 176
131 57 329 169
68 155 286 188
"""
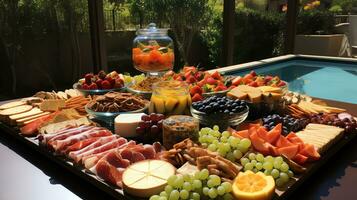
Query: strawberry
101 80 111 89
184 71 194 79
105 76 115 86
186 75 196 83
81 83 90 90
190 85 203 96
175 76 183 81
278 81 286 87
89 83 98 90
228 85 236 90
214 85 227 91
114 78 124 88
95 79 103 89
195 71 204 80
210 71 222 80
183 66 196 73
249 70 257 76
206 77 217 85
191 93 203 102
248 81 258 87
197 79 206 87
232 76 243 86
264 75 273 83
84 73 93 84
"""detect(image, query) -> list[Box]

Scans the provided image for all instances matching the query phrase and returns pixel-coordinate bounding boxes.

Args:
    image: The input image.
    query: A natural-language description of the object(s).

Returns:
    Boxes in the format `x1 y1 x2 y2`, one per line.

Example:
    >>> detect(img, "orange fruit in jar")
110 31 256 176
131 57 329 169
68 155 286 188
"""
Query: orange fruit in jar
132 47 142 55
232 170 275 200
149 49 162 63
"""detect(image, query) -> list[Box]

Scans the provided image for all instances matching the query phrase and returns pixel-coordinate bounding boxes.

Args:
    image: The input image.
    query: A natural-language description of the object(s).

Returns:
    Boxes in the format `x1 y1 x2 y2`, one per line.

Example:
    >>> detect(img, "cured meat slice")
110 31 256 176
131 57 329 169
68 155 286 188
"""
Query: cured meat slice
50 128 112 151
63 137 101 153
83 141 136 169
96 160 125 187
103 151 131 168
45 125 95 145
39 125 93 144
132 152 145 163
140 144 156 159
72 137 127 163
69 135 117 160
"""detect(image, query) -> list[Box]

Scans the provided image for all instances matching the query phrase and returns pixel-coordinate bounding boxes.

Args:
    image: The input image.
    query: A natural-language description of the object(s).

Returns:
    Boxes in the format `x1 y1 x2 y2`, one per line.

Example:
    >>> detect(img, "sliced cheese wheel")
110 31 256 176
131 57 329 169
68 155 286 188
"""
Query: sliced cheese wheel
122 160 176 198
114 113 145 137
10 108 43 121
17 112 50 126
0 101 26 110
0 105 33 116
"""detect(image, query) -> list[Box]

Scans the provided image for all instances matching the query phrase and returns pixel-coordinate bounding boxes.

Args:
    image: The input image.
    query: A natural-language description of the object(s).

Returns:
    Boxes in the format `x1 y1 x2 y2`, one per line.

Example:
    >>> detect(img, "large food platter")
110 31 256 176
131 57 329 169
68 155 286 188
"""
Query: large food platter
0 68 356 200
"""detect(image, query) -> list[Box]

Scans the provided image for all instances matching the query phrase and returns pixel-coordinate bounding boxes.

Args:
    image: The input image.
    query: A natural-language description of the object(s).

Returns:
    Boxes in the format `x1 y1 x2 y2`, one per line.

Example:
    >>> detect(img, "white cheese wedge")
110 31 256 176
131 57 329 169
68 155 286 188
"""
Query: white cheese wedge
114 113 145 137
122 160 176 198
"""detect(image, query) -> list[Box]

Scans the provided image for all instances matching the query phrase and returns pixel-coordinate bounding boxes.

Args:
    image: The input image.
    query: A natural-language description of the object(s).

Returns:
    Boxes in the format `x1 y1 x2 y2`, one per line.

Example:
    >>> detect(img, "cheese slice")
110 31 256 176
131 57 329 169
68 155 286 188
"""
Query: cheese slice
39 99 65 111
10 108 43 121
0 105 33 116
114 113 145 137
0 101 26 110
17 112 50 125
122 160 176 198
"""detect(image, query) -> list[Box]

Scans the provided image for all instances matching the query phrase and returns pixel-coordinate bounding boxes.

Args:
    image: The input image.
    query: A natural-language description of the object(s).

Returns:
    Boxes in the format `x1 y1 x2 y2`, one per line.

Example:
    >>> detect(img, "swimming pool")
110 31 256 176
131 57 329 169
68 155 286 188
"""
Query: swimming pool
226 57 357 104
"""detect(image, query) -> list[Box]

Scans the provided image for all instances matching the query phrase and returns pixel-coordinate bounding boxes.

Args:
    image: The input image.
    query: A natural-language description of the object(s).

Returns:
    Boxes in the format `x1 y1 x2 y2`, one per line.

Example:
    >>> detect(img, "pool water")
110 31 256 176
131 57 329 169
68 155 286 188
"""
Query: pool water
230 59 357 104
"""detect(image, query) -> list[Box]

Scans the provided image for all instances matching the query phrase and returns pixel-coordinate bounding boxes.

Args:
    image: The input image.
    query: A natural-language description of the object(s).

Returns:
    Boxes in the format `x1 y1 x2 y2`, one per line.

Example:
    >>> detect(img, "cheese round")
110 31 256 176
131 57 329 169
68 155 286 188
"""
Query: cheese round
114 113 145 137
122 160 176 197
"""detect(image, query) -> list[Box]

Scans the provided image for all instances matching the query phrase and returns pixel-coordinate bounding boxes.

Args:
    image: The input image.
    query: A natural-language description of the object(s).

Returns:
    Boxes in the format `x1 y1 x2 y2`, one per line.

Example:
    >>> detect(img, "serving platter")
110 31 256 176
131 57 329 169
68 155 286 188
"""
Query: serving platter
0 101 355 200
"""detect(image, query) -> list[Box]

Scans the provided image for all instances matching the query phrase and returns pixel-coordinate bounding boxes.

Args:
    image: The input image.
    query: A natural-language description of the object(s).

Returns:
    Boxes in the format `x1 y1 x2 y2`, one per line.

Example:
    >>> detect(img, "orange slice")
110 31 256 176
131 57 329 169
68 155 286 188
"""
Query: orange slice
233 170 275 200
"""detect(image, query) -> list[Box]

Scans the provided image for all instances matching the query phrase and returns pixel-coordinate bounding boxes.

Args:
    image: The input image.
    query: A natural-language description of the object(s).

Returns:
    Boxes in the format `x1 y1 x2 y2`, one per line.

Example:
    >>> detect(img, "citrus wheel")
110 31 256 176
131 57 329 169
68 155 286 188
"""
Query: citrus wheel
232 170 275 200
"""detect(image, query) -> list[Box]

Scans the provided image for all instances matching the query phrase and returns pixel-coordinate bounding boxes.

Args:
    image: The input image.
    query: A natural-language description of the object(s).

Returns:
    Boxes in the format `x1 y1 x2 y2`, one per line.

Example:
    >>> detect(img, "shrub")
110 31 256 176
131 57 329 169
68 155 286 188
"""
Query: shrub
296 10 335 34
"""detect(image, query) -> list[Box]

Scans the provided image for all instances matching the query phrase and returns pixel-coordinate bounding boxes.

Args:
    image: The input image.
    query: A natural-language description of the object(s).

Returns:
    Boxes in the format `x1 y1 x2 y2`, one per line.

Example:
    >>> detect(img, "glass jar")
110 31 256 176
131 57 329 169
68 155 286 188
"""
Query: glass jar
132 23 174 75
149 81 191 115
162 115 199 149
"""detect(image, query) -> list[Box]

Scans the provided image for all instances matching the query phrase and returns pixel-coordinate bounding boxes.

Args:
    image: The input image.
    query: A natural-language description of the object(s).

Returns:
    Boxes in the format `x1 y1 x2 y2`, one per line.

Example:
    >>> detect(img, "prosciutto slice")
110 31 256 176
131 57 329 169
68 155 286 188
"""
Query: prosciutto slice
39 125 93 144
50 128 112 151
96 161 126 188
63 137 101 153
71 137 127 163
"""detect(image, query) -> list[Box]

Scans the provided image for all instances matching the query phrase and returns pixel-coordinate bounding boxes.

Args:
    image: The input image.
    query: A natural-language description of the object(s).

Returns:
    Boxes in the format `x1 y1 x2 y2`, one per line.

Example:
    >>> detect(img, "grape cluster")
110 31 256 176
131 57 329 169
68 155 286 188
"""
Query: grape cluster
309 113 357 134
263 114 308 135
149 169 233 200
240 153 294 187
136 113 165 143
192 96 247 114
198 125 251 162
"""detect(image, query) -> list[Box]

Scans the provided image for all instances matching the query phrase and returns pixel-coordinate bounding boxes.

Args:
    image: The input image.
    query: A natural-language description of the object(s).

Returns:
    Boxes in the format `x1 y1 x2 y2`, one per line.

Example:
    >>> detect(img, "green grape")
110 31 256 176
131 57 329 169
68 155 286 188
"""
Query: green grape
223 143 231 152
206 135 215 143
280 172 289 183
160 191 168 197
183 182 192 191
207 179 215 188
183 174 191 182
256 153 265 162
226 152 235 162
221 182 232 193
207 144 217 151
212 139 219 145
280 163 289 172
217 148 227 157
240 138 251 148
193 172 200 180
169 190 180 200
275 156 283 163
213 130 221 138
201 143 208 148
252 168 258 173
220 136 228 142
165 185 173 194
222 131 230 137
208 188 218 199
217 185 226 195
273 161 282 169
248 153 256 160
237 143 248 153
240 157 250 166
199 169 209 180
244 163 254 171
229 137 240 147
193 179 202 189
200 128 210 135
264 156 274 163
209 175 221 186
251 160 257 166
213 125 220 131
287 170 294 178
191 192 200 200
263 162 273 170
223 193 234 200
202 186 210 195
158 196 167 200
264 169 272 175
150 195 160 200
271 169 280 179
233 150 243 159
255 162 263 170
173 176 184 188
180 189 189 199
275 178 284 187
167 175 177 186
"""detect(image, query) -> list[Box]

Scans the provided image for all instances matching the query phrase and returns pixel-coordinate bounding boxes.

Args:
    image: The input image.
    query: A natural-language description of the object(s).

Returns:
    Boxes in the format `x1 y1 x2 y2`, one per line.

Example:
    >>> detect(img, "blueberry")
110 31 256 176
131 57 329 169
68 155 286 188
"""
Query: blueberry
232 109 237 113
229 112 234 115
224 109 230 113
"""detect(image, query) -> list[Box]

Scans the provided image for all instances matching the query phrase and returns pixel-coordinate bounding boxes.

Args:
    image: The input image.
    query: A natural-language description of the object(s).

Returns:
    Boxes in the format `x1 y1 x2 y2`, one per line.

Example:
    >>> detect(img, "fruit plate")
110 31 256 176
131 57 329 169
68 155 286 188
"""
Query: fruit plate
73 83 126 96
190 104 249 129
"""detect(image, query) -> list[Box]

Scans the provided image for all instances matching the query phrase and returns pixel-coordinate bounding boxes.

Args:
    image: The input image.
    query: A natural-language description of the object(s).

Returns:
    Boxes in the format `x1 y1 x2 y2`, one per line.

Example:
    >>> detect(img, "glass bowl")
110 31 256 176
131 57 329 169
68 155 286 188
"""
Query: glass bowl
190 105 249 129
126 83 153 100
73 83 126 96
